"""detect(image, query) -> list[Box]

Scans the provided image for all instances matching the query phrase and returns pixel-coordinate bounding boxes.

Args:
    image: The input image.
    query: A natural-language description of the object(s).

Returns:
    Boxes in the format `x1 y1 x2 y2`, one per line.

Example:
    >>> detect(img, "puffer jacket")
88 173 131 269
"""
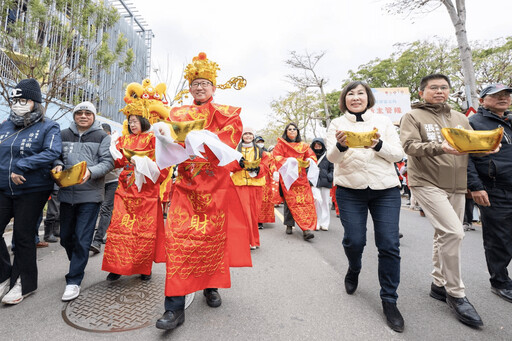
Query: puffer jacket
310 137 333 188
400 102 470 193
0 117 61 195
55 120 113 204
326 111 404 190
467 106 512 191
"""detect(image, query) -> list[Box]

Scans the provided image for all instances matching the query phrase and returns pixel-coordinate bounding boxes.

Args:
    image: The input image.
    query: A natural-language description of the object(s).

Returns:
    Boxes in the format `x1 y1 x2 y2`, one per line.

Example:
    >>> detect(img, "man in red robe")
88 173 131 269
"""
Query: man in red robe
156 53 249 330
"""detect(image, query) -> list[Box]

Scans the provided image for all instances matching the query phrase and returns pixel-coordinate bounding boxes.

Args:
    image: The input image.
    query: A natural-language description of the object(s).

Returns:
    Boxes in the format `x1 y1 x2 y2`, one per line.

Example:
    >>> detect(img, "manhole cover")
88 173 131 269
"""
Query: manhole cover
62 274 170 332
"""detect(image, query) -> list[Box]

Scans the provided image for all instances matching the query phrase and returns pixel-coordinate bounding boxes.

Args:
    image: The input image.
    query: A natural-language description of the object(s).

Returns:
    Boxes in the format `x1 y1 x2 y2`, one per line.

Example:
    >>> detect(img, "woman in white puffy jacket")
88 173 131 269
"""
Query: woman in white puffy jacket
325 81 405 333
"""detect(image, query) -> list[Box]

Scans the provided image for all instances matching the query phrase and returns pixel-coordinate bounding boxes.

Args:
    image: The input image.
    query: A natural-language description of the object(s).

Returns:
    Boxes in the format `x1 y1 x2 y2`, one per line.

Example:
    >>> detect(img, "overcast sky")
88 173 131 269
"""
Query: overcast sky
127 0 512 132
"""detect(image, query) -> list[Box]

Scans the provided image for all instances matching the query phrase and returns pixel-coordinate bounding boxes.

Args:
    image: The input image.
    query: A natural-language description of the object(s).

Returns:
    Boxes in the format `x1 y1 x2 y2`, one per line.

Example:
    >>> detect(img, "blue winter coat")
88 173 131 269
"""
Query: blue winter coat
0 117 62 195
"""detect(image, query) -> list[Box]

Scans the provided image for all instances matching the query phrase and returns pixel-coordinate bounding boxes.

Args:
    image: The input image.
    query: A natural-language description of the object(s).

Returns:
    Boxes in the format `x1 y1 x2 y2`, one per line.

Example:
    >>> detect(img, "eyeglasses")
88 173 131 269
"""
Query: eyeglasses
287 127 297 131
190 81 213 89
74 111 93 117
10 98 28 105
428 86 450 91
128 120 139 125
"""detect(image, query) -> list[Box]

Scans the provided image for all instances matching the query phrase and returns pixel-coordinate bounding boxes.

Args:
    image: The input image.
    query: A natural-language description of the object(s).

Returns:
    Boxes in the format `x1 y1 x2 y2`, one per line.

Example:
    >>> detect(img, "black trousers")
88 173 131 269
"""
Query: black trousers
0 190 52 294
479 186 512 289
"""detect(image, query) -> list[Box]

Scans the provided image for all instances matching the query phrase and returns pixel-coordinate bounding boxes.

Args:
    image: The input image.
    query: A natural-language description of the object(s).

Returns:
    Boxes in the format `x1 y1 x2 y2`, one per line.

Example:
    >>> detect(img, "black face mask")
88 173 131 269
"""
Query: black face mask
313 148 324 156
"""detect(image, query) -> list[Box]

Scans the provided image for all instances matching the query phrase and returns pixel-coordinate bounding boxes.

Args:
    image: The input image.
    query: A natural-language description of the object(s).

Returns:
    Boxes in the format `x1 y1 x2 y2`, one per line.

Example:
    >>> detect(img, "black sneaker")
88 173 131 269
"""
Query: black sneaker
286 226 293 234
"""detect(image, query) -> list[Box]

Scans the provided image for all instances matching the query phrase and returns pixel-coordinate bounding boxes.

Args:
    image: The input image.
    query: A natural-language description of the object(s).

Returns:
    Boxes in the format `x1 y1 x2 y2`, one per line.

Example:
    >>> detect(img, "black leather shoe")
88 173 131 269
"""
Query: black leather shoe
382 301 404 333
303 230 314 241
430 283 446 302
286 226 293 234
491 287 512 303
155 310 185 330
106 273 121 281
203 289 222 307
140 272 152 281
446 295 483 327
344 268 360 295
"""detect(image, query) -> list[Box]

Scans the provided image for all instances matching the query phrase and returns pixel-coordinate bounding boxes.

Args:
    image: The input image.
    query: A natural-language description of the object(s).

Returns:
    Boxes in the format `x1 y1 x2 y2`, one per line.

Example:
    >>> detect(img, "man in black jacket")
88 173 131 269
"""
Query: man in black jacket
467 84 512 304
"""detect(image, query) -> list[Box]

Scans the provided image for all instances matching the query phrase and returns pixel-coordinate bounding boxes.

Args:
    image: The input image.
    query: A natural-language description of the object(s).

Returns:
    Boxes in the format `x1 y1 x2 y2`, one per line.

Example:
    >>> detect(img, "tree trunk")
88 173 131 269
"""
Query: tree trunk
318 81 331 127
442 0 479 110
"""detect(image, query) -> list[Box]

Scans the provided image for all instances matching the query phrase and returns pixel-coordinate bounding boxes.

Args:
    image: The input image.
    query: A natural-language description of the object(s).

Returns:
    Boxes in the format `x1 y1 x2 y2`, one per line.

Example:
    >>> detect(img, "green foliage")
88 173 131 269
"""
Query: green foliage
121 48 135 73
267 90 320 141
324 90 341 119
0 0 123 106
343 38 512 111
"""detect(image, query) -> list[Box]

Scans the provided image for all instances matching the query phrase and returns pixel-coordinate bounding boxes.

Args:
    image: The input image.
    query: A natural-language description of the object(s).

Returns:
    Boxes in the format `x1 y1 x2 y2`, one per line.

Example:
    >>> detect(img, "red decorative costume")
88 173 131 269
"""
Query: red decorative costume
102 132 168 275
258 152 276 223
273 137 317 231
231 145 270 247
164 98 251 296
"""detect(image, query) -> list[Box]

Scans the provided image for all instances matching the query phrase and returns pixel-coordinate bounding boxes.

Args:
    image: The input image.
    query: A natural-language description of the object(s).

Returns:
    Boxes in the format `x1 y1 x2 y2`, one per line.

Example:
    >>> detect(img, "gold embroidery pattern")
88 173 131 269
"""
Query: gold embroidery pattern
166 206 227 280
103 210 157 268
289 185 316 226
187 192 212 212
220 125 237 146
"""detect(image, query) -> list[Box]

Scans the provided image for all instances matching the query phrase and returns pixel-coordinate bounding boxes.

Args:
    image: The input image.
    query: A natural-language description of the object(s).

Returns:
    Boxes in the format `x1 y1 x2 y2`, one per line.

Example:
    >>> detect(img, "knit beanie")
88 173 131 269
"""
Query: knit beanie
73 101 97 115
242 126 255 135
11 78 42 103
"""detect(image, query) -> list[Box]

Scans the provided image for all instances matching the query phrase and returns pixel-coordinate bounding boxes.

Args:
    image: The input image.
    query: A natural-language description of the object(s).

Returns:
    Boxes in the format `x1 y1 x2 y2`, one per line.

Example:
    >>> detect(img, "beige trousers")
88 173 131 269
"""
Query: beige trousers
411 186 466 298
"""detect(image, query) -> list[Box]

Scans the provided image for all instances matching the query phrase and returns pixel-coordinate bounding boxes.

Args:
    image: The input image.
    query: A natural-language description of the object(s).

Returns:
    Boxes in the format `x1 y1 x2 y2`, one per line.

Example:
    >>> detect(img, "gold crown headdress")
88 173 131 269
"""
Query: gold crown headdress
120 79 170 135
174 52 247 104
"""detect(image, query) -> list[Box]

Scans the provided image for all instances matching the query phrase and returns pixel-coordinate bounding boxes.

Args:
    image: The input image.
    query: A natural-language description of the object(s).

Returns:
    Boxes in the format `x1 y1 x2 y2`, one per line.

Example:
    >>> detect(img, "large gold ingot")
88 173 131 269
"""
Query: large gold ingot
161 119 206 142
297 158 310 168
51 161 87 188
441 127 503 153
122 148 153 161
344 128 378 148
244 159 261 169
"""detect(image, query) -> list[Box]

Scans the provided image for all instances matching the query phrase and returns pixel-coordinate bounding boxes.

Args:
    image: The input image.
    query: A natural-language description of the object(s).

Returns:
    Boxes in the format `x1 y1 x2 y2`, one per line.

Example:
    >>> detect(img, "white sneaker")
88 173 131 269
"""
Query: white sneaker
320 226 329 231
2 278 24 305
62 284 80 301
0 278 10 299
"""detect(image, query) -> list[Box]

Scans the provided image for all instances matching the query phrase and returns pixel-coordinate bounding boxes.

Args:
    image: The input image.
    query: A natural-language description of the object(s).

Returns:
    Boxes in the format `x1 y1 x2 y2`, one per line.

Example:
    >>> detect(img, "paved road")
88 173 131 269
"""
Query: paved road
1 202 511 340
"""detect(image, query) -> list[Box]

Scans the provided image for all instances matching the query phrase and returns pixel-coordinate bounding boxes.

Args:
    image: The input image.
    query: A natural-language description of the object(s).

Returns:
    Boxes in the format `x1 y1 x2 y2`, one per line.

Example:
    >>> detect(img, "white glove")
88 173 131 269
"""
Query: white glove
273 171 280 182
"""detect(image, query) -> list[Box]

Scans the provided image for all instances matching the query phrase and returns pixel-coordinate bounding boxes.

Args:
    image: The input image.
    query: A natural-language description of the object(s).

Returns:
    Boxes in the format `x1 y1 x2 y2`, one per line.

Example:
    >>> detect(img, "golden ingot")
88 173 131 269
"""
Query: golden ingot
51 161 87 188
244 159 261 169
122 149 152 161
344 128 379 148
161 119 206 142
441 127 503 153
297 158 310 168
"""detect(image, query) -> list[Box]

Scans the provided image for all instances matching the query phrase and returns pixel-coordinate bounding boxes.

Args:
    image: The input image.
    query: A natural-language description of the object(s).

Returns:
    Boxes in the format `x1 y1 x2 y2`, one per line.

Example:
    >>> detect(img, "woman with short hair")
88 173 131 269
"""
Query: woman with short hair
326 81 405 332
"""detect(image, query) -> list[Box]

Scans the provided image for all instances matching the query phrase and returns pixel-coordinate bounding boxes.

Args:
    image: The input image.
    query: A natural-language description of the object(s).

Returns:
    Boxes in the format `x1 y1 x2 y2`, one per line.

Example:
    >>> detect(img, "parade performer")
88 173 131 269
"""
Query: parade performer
101 79 170 281
231 127 269 248
153 52 248 331
258 150 277 227
273 123 318 241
